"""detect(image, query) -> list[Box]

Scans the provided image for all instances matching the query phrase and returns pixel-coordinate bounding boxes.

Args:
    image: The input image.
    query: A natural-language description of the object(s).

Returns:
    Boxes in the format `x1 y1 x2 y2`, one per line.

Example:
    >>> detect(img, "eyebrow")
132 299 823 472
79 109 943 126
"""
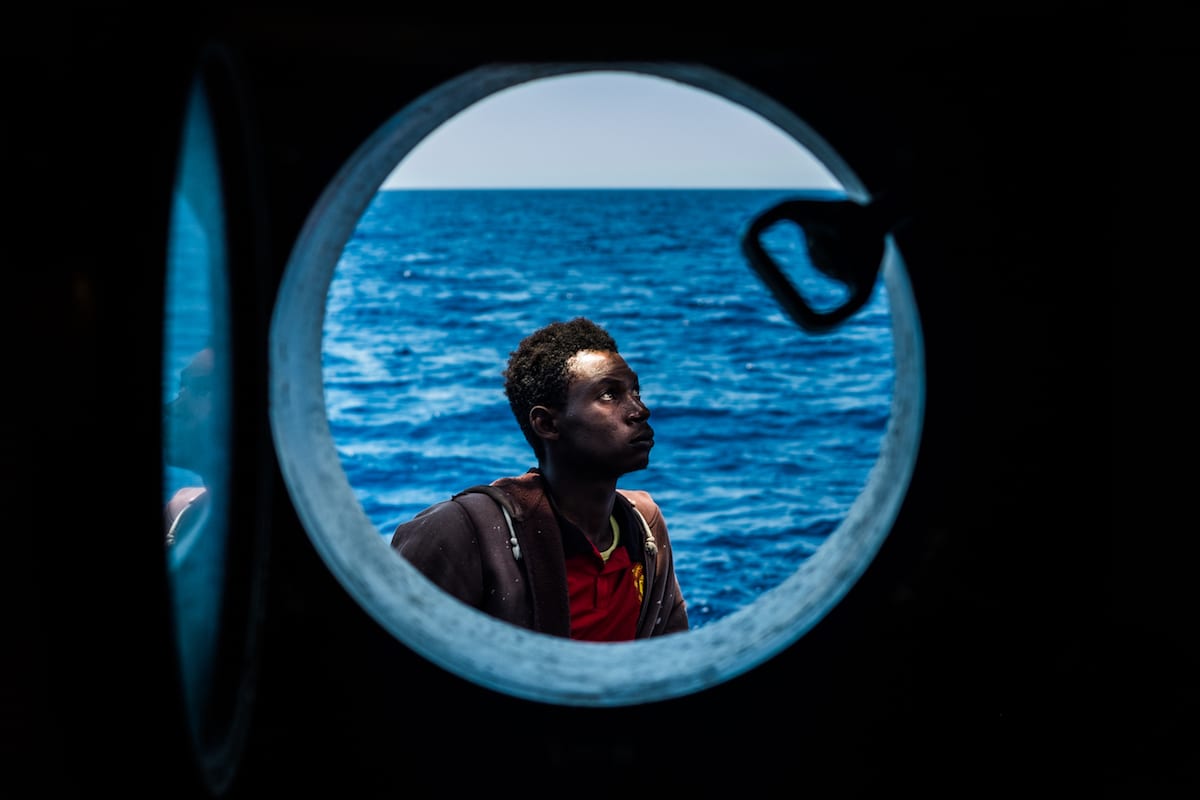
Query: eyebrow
588 373 639 392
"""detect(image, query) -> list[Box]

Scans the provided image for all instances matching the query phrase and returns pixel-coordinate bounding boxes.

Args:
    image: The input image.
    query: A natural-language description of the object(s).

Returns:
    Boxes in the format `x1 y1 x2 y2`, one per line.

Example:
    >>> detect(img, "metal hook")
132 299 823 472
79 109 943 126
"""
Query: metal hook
741 191 908 334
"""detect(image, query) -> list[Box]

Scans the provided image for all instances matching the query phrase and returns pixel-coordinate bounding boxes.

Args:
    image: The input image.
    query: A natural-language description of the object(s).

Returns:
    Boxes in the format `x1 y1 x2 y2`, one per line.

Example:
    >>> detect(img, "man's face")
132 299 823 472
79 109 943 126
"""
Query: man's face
553 350 654 478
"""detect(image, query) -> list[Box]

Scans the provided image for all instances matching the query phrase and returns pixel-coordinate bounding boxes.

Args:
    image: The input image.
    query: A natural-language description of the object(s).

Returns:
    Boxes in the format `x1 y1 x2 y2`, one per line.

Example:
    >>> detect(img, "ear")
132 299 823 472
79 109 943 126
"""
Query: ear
529 405 559 442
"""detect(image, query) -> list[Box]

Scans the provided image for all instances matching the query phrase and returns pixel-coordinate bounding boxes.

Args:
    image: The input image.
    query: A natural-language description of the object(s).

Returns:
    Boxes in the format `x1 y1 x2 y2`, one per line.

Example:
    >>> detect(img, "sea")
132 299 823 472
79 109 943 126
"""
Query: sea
321 188 895 631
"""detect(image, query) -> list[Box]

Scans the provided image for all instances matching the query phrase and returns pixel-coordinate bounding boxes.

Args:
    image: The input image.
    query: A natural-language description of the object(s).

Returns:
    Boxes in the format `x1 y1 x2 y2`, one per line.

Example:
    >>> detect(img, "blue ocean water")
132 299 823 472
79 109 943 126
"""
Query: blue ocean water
323 188 895 630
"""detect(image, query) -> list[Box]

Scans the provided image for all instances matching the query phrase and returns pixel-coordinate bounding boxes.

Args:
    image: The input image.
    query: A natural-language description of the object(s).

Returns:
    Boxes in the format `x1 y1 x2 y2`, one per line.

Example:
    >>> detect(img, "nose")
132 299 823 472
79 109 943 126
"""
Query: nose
629 395 650 421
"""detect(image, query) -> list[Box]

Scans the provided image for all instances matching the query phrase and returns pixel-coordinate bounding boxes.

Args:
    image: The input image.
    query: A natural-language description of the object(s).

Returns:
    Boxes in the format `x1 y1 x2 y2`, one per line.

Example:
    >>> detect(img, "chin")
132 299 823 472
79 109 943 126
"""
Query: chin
627 457 651 473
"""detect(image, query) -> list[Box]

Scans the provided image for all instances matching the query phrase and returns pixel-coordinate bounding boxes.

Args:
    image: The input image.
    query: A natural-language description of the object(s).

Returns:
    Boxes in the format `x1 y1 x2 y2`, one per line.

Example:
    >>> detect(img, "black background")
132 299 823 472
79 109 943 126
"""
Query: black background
2 6 1174 797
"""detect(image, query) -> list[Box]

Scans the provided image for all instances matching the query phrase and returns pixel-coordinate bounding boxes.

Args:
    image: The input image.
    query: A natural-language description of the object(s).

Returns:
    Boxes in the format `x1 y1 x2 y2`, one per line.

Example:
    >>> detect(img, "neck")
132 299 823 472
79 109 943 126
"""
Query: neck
538 466 618 547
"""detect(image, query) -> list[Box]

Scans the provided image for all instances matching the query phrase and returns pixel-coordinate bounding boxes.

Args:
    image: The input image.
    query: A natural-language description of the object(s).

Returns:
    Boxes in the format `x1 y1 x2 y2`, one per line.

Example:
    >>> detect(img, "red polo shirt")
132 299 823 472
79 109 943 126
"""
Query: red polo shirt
561 516 644 642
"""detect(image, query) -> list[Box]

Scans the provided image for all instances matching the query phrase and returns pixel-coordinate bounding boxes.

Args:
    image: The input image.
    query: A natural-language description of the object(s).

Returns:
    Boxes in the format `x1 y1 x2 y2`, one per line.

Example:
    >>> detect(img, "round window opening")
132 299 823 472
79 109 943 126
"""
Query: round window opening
270 63 924 706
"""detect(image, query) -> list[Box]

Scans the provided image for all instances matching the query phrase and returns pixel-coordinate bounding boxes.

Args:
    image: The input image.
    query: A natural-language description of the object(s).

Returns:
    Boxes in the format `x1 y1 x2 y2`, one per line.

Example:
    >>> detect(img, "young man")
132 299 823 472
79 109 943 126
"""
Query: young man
391 317 689 641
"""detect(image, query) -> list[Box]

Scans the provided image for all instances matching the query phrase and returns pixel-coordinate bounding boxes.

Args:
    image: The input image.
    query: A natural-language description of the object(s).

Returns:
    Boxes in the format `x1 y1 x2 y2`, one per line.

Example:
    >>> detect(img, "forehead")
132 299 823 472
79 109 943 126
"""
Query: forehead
565 350 633 383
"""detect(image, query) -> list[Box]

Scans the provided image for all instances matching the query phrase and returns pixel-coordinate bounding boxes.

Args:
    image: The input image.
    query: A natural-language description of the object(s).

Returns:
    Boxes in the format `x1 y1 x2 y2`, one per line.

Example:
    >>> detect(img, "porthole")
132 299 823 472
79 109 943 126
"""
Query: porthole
270 62 924 706
162 43 266 791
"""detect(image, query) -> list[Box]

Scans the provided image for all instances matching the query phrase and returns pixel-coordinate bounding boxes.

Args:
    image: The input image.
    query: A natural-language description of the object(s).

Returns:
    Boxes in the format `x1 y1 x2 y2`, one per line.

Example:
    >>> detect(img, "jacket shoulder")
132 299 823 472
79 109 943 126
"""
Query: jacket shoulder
616 488 661 525
451 489 510 535
391 497 476 549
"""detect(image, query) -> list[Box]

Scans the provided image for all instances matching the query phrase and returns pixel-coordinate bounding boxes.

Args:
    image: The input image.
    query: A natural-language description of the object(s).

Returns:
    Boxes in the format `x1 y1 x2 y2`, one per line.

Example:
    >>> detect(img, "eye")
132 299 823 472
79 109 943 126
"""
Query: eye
598 389 615 400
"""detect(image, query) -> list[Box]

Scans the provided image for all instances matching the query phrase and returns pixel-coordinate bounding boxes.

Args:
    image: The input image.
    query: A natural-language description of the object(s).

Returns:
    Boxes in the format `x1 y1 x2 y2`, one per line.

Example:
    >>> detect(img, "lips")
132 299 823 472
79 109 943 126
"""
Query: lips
631 427 655 446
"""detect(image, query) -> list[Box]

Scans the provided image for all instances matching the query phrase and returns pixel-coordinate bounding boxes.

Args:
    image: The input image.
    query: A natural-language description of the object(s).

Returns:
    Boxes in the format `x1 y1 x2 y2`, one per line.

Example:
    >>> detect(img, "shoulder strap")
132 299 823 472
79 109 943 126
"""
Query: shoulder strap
453 487 522 561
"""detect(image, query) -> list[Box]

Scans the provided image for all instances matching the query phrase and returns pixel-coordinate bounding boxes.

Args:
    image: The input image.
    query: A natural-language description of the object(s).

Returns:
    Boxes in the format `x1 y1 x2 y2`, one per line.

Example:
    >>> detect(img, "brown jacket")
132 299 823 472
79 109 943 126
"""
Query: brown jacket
390 469 689 638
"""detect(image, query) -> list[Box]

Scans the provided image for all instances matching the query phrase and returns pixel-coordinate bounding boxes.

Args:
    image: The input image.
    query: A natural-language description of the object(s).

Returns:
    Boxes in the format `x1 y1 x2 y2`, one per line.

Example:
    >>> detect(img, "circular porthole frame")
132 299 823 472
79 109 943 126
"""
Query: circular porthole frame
269 61 925 707
164 42 271 792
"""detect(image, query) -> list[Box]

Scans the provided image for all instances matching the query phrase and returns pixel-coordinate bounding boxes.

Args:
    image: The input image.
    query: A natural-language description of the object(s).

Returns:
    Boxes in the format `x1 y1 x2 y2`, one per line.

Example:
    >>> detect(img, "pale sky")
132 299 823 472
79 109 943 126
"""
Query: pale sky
382 71 842 190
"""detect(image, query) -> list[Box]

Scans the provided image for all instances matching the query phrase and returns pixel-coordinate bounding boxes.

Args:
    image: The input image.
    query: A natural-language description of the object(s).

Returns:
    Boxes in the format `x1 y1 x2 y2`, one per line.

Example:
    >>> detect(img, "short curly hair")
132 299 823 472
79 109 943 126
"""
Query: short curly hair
503 317 619 461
